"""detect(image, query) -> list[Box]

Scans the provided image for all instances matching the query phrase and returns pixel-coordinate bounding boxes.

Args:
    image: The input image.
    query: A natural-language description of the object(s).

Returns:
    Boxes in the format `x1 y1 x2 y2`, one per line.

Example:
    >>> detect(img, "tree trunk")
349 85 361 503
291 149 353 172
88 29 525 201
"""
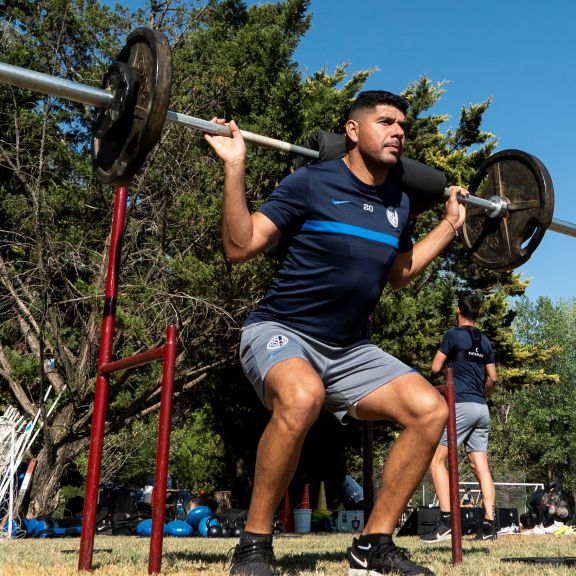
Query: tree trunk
26 405 89 517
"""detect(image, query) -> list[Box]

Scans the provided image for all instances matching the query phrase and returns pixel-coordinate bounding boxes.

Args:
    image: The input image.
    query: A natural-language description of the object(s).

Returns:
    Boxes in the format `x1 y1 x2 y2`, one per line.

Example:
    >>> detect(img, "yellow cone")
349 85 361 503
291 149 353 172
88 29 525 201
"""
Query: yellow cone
313 481 330 517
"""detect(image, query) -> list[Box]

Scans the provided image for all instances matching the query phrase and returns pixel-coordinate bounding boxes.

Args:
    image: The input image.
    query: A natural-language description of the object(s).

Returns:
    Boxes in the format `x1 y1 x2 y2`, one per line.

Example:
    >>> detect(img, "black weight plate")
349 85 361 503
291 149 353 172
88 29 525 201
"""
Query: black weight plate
462 149 554 271
92 28 172 186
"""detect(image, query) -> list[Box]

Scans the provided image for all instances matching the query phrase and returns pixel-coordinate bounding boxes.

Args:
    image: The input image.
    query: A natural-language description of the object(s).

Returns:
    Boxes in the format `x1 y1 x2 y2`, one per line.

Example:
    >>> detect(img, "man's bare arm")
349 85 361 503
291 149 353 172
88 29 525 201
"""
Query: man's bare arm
484 363 497 398
388 186 467 288
204 119 281 261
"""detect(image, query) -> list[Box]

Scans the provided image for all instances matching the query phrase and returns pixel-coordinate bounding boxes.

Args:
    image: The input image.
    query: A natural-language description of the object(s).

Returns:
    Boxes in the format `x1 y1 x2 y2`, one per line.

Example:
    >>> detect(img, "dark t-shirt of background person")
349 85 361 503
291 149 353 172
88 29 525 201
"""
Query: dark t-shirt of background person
438 326 495 404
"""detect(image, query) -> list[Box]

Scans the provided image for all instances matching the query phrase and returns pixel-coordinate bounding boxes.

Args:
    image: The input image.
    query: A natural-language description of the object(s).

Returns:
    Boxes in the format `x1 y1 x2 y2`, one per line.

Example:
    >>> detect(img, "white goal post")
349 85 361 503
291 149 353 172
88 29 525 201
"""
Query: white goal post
413 480 545 514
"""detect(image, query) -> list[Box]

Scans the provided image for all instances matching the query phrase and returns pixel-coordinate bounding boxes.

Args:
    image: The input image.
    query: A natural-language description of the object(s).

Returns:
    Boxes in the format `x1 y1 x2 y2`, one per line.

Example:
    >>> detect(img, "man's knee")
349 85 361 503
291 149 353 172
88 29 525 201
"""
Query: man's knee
429 446 448 471
468 452 489 476
268 371 325 431
289 385 325 417
414 387 449 430
268 380 325 433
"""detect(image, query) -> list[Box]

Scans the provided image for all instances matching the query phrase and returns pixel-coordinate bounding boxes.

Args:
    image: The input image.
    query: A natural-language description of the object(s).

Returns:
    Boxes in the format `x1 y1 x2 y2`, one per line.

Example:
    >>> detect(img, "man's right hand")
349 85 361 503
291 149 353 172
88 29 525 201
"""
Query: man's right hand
203 118 247 165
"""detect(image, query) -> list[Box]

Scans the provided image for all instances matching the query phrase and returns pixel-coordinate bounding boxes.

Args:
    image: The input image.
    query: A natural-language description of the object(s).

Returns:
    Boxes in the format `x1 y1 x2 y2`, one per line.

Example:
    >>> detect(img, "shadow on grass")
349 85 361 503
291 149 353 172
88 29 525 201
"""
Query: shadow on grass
416 544 496 556
161 549 347 571
60 548 113 555
276 550 347 571
162 550 232 564
463 547 494 555
501 556 576 566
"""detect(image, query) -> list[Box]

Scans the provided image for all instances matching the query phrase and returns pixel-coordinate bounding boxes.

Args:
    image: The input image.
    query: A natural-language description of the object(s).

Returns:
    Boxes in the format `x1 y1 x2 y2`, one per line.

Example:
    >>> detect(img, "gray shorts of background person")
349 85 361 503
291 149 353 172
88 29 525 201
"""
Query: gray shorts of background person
438 402 489 452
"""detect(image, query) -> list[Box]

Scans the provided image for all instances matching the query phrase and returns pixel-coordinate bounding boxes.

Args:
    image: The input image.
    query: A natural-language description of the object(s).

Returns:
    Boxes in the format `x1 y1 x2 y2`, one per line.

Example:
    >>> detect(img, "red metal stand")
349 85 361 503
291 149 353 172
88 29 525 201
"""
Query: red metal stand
78 186 177 573
149 324 176 575
444 367 463 565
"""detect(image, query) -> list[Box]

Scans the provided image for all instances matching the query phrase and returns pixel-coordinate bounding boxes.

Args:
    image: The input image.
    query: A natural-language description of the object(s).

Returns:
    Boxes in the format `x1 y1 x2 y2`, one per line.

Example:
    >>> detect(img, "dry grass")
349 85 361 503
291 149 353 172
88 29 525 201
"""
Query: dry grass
0 532 575 575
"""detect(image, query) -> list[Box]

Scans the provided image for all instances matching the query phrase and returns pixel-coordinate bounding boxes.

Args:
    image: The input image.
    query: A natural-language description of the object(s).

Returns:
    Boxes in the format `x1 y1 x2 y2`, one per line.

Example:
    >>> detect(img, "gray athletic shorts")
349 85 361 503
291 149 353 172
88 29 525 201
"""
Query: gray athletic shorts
439 402 490 452
239 321 415 422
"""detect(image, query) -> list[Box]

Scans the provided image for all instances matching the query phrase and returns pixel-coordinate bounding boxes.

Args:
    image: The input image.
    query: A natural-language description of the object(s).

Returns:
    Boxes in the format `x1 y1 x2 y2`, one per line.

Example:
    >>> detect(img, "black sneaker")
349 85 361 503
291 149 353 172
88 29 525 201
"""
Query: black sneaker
420 521 451 543
348 534 435 575
230 532 275 576
474 520 497 541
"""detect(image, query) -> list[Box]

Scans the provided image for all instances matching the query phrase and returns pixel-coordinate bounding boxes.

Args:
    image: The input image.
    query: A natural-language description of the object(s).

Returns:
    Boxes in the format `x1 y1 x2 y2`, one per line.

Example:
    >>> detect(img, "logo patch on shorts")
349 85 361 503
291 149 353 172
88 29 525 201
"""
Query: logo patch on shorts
266 335 289 350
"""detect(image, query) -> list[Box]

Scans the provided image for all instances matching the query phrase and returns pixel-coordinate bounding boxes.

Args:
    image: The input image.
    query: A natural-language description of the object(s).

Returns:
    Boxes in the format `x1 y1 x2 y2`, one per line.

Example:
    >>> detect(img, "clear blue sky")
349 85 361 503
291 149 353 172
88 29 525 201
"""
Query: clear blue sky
118 0 576 301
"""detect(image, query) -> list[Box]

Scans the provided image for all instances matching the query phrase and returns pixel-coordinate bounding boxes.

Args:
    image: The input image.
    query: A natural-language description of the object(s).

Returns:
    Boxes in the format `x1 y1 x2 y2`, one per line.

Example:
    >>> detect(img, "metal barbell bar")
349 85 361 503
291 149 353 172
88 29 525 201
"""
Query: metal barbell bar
2 60 576 239
547 218 576 237
443 190 576 237
0 61 319 159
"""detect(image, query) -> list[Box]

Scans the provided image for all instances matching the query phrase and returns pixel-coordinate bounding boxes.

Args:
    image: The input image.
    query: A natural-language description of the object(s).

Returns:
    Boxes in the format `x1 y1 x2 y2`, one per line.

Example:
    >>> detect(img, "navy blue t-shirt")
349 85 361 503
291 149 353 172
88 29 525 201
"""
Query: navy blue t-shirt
244 159 413 346
438 326 495 404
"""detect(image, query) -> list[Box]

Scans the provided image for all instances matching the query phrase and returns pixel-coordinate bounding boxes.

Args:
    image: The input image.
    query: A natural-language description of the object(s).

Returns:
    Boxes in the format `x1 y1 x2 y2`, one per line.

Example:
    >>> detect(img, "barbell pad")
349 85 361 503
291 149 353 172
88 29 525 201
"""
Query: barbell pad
295 129 447 214
391 156 448 216
293 129 346 169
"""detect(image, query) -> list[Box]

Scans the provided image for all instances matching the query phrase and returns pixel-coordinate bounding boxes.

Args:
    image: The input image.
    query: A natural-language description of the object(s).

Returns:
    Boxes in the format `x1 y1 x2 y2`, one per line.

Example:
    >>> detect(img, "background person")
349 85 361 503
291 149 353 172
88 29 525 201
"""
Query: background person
460 488 474 508
204 90 468 576
421 290 497 543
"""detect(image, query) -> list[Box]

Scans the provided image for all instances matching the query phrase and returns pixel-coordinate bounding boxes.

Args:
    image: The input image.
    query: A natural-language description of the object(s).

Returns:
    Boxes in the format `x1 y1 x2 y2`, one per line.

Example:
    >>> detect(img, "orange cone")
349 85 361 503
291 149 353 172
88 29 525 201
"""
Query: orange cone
280 491 293 532
301 483 311 509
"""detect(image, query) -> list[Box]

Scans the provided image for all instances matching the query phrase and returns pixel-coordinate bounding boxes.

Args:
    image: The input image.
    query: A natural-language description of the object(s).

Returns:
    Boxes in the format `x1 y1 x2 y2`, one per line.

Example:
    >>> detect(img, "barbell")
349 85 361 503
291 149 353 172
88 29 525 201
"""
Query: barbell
1 27 575 272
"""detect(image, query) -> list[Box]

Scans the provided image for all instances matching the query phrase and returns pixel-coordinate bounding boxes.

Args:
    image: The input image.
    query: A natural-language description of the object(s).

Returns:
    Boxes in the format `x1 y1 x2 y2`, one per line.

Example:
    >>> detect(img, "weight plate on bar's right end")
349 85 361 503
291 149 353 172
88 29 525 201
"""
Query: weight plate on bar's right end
92 28 172 186
462 149 554 271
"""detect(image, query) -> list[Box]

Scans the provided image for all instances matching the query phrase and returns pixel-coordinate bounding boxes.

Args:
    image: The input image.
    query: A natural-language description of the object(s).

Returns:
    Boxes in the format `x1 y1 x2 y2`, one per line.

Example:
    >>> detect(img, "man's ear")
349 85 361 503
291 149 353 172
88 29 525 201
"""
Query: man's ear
345 119 359 143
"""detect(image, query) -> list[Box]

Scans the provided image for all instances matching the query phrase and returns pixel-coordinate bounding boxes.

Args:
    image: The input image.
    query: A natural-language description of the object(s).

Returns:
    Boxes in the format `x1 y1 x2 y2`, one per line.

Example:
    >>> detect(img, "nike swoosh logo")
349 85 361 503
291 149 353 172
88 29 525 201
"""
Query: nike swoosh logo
330 198 351 205
350 552 368 568
356 543 371 550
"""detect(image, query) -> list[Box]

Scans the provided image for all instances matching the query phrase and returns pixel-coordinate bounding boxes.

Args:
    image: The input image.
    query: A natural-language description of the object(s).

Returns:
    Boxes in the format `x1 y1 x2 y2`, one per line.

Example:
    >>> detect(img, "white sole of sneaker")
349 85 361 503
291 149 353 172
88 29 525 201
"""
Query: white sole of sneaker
421 534 452 543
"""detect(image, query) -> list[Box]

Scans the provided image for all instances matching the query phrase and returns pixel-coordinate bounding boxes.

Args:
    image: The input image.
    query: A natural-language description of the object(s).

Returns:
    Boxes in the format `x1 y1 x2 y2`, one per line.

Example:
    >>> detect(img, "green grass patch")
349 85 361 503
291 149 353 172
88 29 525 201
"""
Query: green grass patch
0 533 575 574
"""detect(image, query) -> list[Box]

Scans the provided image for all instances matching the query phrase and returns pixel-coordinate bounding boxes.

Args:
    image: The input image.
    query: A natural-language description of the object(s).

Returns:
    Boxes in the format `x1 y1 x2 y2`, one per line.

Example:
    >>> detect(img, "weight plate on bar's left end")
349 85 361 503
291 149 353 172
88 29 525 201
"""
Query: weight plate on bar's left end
462 149 554 271
92 28 172 186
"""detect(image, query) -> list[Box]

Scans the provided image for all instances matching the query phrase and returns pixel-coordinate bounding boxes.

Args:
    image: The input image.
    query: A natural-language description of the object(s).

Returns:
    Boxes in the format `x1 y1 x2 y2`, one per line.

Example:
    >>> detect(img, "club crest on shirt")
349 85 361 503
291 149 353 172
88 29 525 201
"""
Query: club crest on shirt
266 335 289 350
386 207 399 228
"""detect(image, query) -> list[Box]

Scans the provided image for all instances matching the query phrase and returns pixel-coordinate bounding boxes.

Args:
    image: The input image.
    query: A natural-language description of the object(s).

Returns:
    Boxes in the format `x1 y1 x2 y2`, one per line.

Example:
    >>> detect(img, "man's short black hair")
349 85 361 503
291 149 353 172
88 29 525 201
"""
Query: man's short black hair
458 289 483 321
348 90 408 117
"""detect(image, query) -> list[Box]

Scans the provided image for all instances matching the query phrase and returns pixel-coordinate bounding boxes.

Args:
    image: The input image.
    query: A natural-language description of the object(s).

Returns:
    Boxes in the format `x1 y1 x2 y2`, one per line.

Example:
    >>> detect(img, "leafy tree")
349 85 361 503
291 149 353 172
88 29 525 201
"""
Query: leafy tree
0 0 240 514
170 405 229 493
488 297 576 507
1 0 136 515
76 404 228 492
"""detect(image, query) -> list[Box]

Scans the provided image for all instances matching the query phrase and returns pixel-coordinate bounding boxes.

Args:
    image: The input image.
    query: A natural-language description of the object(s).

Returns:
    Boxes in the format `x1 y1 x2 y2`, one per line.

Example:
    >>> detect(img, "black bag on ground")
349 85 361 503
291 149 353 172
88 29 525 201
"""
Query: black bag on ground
104 486 153 535
521 483 571 528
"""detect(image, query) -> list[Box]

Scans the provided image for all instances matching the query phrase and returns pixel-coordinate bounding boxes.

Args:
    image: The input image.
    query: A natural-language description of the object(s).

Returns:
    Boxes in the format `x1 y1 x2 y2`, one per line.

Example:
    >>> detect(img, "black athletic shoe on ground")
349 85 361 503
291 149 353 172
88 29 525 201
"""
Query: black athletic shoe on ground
474 520 497 541
348 534 435 575
420 521 452 543
229 532 275 576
